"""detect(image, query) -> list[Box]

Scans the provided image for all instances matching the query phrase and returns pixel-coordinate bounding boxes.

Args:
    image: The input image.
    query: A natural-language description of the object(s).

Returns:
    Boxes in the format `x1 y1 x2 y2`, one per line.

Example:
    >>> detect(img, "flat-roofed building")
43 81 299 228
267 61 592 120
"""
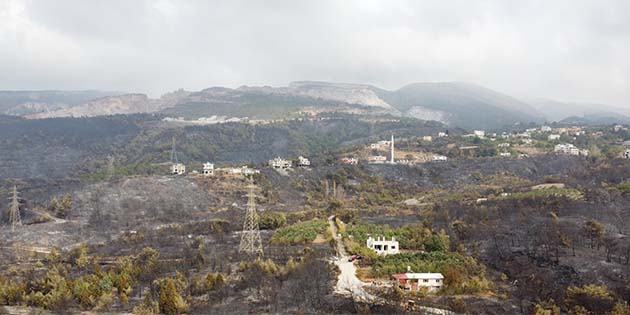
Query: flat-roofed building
392 273 444 293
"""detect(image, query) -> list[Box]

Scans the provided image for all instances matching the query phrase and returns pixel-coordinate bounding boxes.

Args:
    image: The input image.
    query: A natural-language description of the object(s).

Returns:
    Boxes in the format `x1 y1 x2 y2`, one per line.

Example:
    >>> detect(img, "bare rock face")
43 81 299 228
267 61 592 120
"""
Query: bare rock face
288 81 393 109
4 102 66 116
27 94 157 118
405 105 450 124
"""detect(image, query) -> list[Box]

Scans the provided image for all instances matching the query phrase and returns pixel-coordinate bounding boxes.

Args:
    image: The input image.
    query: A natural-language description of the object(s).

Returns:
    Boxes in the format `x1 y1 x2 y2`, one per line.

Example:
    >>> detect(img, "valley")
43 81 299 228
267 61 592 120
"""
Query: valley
2 110 630 314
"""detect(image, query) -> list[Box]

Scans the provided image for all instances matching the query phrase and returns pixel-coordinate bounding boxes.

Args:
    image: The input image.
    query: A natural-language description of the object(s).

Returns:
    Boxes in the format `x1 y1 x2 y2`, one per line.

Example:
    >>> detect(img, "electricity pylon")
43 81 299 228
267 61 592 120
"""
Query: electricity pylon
107 155 115 180
170 137 179 164
8 186 22 231
238 181 263 257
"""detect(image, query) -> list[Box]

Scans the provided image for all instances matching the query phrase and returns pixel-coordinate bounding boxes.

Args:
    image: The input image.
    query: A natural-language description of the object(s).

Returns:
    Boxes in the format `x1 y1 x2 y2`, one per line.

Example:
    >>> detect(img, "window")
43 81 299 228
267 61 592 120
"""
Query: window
423 279 428 283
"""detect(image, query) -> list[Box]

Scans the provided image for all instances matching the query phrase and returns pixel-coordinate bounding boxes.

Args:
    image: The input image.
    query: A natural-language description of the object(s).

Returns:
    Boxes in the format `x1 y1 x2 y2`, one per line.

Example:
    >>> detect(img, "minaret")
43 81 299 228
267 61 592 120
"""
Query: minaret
390 134 395 164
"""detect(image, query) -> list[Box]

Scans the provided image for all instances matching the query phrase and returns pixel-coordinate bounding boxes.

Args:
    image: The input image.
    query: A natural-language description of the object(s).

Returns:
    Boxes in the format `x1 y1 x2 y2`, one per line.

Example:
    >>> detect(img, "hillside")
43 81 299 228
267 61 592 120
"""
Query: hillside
0 90 123 116
529 98 630 122
27 94 161 118
0 114 445 182
10 82 552 130
286 81 392 109
159 88 366 120
378 82 544 129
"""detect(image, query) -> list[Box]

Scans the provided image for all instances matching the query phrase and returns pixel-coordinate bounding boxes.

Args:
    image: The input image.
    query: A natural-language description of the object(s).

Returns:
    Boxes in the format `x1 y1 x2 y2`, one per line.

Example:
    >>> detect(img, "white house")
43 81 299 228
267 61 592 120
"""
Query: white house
171 163 186 175
499 152 511 157
229 166 260 176
437 132 448 138
554 143 589 156
241 167 260 176
473 130 485 138
269 157 292 169
202 162 214 176
498 143 510 148
422 136 433 142
541 125 552 132
341 157 358 165
368 155 387 164
367 236 399 255
625 149 630 159
297 156 311 167
548 134 561 141
370 140 391 150
432 155 448 162
392 272 444 293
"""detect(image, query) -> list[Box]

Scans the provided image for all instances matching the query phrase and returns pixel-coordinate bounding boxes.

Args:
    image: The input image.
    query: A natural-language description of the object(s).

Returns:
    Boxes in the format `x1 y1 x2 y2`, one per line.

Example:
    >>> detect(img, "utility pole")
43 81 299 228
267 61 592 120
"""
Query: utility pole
238 181 263 257
8 186 21 231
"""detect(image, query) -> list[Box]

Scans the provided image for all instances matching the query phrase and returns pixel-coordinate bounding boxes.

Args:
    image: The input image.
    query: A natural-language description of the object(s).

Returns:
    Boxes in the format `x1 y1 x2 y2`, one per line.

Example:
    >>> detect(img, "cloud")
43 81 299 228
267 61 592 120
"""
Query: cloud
0 0 628 105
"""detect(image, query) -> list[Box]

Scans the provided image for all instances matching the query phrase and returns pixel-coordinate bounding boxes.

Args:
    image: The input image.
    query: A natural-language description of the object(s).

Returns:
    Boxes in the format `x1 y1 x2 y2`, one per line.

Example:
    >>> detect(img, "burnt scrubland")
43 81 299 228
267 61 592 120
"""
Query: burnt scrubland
2 115 630 314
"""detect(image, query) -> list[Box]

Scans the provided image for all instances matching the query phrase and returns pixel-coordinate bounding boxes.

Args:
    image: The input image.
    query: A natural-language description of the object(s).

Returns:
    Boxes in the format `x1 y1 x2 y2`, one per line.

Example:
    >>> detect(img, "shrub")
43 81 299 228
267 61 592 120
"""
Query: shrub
565 284 616 315
159 278 188 315
259 212 287 230
134 294 160 315
271 218 328 245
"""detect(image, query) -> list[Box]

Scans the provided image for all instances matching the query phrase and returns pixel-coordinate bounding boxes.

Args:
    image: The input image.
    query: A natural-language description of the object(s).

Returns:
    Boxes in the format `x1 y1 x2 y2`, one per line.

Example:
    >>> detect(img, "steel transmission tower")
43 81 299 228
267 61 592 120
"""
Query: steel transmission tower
170 137 179 164
238 182 263 257
8 186 22 231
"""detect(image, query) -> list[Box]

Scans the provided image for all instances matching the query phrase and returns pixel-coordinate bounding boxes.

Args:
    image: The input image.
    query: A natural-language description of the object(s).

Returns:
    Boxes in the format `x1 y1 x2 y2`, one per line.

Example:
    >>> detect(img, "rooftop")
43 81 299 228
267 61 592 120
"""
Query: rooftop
392 273 444 280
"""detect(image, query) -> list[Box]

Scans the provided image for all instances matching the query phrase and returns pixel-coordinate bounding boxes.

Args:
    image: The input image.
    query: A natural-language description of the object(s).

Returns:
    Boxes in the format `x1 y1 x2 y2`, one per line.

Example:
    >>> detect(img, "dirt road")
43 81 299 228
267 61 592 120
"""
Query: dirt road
328 215 376 302
327 216 456 314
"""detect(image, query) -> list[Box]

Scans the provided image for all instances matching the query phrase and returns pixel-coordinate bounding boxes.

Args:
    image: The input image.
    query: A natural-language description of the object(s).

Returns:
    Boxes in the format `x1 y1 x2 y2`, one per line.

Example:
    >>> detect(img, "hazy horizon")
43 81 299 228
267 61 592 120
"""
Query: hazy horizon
1 0 629 106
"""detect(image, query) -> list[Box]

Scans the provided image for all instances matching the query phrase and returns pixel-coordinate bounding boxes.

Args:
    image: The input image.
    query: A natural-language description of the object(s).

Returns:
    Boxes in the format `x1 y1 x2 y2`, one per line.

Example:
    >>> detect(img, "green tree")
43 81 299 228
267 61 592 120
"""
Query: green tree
159 278 188 315
259 212 287 230
612 303 630 315
42 267 72 310
582 220 604 249
134 293 160 315
565 284 615 315
533 300 560 315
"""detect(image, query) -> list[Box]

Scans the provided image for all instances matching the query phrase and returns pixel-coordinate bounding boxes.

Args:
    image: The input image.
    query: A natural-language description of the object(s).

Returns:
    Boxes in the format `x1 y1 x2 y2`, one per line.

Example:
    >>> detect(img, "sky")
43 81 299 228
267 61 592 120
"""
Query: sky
0 0 629 106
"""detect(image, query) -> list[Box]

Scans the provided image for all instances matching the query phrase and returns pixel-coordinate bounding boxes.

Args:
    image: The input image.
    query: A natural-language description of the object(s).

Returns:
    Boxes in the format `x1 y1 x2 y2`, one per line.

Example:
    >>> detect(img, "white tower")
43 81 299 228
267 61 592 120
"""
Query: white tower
390 134 395 164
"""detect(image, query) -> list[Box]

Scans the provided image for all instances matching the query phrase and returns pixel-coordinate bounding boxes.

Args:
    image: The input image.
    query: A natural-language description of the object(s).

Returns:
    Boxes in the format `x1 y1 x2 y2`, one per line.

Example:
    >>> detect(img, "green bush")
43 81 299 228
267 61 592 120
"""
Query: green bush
271 218 328 245
345 221 450 252
259 212 287 230
159 278 188 315
371 252 489 294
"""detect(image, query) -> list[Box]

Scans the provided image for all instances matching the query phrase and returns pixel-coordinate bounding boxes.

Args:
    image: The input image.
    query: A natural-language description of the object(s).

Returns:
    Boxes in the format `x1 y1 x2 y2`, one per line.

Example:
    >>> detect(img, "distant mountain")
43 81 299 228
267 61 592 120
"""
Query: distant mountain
560 113 630 125
376 82 544 129
285 81 392 109
27 94 160 118
0 90 123 116
159 86 377 120
528 98 630 122
9 82 554 129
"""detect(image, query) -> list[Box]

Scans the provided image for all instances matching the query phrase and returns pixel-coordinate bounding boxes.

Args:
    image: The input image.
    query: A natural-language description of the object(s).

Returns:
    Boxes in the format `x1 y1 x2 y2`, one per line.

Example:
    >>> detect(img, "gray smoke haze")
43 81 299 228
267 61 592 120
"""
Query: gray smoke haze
1 0 629 106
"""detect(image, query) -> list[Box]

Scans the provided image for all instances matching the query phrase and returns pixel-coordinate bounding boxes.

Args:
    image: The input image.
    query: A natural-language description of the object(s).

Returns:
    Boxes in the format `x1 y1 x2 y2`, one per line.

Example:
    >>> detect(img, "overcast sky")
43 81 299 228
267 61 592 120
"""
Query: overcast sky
1 0 629 106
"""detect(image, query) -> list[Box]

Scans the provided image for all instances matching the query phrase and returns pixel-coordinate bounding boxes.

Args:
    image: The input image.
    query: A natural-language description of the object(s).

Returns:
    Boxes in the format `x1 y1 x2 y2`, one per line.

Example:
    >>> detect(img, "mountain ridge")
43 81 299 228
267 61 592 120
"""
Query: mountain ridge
7 81 620 129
